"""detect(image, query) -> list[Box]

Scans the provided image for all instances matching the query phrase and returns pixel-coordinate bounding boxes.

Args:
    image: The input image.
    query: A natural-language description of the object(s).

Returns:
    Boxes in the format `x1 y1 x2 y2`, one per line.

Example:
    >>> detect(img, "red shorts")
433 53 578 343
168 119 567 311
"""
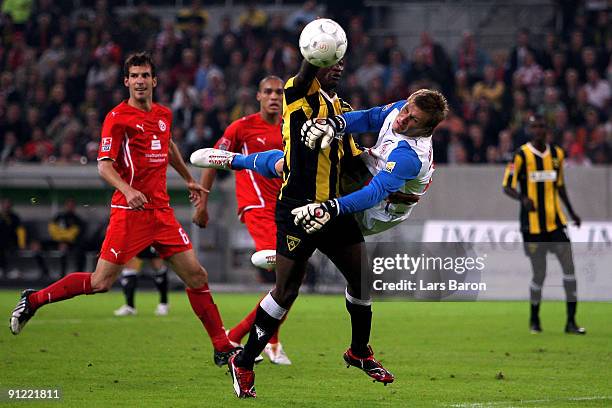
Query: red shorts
242 207 276 252
100 207 192 265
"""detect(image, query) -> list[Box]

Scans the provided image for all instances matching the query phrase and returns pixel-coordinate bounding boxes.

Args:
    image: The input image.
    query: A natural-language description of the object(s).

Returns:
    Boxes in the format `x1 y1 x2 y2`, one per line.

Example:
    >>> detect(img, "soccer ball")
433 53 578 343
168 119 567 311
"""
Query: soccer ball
299 18 347 68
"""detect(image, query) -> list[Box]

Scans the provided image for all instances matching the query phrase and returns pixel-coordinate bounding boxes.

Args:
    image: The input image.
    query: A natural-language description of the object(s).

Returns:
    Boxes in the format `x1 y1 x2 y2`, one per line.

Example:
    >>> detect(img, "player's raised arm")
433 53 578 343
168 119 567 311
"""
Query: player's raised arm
292 59 320 94
169 140 206 207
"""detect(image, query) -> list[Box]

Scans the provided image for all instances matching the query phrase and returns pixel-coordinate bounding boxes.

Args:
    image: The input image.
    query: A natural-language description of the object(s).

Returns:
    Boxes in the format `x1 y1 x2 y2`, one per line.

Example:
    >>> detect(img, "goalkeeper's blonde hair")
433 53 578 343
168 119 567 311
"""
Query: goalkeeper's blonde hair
408 89 449 129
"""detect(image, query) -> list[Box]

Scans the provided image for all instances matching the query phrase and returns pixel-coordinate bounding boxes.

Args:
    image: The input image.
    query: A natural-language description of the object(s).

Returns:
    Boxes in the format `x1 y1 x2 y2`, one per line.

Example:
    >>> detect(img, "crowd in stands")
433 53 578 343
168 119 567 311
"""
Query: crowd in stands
0 0 610 166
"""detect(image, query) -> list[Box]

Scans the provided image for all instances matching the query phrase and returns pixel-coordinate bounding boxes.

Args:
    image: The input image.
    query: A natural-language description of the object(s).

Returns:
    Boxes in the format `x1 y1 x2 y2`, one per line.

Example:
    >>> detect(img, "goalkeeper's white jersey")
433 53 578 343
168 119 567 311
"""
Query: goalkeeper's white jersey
356 108 434 235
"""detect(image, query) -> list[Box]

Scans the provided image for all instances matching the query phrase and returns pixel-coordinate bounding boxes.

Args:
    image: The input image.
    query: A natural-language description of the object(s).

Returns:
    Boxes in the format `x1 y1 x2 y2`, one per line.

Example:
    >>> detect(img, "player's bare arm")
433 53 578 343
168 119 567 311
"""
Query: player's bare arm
168 140 206 207
97 159 148 210
503 185 535 211
193 167 216 228
558 185 581 226
292 59 319 93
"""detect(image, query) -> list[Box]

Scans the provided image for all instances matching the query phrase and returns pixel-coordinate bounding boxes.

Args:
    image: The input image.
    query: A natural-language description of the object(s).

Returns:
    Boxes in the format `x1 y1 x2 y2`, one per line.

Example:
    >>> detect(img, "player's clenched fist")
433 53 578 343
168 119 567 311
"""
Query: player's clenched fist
291 200 339 234
300 115 346 150
123 187 148 210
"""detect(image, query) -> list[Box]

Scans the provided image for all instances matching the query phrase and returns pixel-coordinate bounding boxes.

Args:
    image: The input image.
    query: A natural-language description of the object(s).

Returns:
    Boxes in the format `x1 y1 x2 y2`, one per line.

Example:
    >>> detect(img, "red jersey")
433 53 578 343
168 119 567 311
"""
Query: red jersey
98 101 173 209
214 113 282 217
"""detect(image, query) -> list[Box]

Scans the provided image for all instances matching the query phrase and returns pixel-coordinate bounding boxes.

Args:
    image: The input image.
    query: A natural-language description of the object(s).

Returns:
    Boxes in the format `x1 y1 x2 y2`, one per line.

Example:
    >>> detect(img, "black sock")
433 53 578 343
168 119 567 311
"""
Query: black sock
346 298 372 357
153 266 169 304
567 302 577 323
120 274 138 308
236 306 281 370
530 303 540 322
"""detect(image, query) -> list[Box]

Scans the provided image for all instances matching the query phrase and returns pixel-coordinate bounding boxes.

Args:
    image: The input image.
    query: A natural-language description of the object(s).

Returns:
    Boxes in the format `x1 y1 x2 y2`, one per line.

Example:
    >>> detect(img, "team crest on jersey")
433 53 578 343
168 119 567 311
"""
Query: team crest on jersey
286 235 301 251
552 158 560 169
158 119 167 132
384 161 396 173
101 137 112 152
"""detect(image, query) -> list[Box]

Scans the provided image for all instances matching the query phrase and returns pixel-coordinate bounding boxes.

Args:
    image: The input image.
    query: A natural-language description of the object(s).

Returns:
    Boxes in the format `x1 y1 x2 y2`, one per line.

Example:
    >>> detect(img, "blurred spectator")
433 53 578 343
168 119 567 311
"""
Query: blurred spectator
455 31 489 82
239 2 268 32
176 0 208 33
23 127 53 162
583 68 610 111
185 111 214 154
1 0 34 30
508 28 537 73
285 0 317 32
355 51 385 89
1 131 23 163
515 51 543 89
47 198 86 277
472 64 505 111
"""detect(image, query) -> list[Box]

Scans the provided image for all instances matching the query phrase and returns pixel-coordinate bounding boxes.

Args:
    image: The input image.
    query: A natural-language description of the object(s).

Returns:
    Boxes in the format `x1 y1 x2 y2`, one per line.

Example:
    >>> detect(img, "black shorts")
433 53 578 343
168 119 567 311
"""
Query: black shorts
275 198 364 261
136 246 159 260
522 227 570 256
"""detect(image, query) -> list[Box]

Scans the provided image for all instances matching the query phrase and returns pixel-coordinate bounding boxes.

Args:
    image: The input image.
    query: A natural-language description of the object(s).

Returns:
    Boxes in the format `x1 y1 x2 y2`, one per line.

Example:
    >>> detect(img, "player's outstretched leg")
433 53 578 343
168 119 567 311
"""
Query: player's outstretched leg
191 148 283 179
10 259 123 335
166 249 238 366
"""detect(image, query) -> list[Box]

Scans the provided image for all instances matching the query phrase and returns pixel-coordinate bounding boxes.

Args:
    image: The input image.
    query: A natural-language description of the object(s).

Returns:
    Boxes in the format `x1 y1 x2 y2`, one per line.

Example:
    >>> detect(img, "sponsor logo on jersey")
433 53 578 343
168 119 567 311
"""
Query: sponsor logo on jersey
385 161 396 173
529 170 557 182
101 137 112 152
286 235 301 251
382 103 393 111
158 120 167 132
151 136 161 151
136 123 144 132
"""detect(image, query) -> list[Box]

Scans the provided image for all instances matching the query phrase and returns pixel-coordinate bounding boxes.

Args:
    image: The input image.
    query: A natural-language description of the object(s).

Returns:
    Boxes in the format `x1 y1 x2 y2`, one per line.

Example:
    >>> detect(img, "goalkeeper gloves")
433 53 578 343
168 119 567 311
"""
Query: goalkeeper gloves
291 199 339 234
300 115 346 150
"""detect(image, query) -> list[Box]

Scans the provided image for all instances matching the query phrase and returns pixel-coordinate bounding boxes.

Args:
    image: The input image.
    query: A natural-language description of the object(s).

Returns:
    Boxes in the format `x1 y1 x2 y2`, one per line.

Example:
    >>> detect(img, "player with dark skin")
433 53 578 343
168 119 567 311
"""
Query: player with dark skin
503 116 581 226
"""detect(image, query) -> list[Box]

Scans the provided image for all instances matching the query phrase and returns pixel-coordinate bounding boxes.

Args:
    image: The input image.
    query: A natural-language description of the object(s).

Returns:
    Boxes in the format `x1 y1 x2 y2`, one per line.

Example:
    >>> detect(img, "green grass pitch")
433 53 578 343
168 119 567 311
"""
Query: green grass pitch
1 290 610 407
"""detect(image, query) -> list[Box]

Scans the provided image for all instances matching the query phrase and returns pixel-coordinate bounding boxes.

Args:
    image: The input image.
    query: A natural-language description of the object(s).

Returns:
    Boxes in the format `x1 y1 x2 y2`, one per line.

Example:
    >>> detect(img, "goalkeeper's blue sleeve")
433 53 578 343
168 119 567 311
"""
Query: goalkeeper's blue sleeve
341 100 406 133
231 149 283 179
336 141 421 215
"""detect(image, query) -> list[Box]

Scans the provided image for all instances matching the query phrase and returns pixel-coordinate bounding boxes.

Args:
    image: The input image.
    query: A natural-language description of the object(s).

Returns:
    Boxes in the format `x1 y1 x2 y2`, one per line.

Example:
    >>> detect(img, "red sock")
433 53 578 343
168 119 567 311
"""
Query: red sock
186 284 233 352
228 304 258 344
29 272 93 310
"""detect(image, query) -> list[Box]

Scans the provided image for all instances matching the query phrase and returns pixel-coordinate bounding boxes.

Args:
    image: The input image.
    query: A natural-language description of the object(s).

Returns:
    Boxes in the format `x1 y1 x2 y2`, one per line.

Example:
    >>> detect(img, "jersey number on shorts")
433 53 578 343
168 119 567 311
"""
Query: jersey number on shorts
179 228 190 244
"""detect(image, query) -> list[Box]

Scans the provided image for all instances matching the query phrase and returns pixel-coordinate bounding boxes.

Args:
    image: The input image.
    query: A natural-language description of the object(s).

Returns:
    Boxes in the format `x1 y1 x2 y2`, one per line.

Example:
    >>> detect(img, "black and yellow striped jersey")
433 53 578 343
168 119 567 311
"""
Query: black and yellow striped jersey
503 142 567 234
280 75 361 203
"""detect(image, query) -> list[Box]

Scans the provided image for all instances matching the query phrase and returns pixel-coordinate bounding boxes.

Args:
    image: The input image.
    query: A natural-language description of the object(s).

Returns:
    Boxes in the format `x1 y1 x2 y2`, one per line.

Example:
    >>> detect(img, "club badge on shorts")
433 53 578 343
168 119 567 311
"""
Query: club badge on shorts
286 235 301 251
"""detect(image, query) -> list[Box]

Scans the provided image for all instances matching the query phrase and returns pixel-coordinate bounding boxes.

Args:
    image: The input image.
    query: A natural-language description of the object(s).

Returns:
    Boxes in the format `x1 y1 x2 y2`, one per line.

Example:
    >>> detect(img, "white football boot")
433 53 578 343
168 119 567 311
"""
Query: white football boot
264 342 292 365
154 303 169 316
190 148 237 170
114 305 137 316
